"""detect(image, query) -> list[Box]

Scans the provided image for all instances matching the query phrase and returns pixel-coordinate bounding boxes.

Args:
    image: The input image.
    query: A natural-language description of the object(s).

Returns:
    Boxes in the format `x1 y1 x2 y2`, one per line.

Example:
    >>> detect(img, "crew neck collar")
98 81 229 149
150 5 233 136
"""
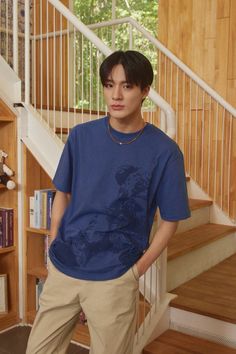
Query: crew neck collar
105 116 149 137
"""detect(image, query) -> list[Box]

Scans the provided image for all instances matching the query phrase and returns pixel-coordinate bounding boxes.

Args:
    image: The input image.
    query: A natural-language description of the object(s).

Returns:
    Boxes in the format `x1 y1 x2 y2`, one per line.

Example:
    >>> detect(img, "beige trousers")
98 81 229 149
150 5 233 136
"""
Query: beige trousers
26 261 139 354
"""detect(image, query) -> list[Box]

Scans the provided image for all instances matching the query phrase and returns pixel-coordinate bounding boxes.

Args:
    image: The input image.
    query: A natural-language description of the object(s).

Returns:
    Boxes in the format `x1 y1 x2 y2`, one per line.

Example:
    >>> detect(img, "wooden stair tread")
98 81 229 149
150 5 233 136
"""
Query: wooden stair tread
55 127 71 135
0 116 14 122
188 198 213 211
168 223 236 260
170 253 236 324
144 340 191 353
73 322 90 346
144 329 236 354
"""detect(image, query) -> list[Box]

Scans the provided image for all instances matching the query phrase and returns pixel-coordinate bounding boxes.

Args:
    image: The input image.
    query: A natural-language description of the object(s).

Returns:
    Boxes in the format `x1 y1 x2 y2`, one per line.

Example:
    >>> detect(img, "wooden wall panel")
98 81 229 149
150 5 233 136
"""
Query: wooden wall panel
191 1 205 80
158 0 236 108
228 0 236 80
231 119 236 218
227 79 236 106
214 17 229 98
158 0 236 220
217 0 230 18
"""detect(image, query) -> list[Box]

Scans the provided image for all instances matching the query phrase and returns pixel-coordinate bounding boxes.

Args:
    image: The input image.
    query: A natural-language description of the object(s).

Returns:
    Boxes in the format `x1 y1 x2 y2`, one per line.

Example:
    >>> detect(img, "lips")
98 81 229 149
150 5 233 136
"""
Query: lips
111 105 125 110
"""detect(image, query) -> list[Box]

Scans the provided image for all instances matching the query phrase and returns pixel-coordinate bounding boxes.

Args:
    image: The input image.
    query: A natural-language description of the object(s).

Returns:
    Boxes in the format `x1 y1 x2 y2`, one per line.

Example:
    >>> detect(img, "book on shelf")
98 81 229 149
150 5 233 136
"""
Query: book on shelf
46 190 56 230
29 196 34 228
0 274 8 313
30 189 56 229
34 189 44 229
41 191 47 229
0 207 14 248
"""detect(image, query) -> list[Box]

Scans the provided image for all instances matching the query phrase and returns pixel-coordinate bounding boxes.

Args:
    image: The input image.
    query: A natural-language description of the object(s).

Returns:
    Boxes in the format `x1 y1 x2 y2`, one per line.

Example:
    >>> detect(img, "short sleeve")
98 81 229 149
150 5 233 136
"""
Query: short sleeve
53 133 74 193
156 148 191 221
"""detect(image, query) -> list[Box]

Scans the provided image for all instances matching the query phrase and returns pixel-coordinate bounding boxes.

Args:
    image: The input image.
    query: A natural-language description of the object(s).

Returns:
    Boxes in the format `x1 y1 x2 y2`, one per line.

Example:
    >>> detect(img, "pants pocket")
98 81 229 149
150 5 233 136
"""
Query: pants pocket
131 263 139 281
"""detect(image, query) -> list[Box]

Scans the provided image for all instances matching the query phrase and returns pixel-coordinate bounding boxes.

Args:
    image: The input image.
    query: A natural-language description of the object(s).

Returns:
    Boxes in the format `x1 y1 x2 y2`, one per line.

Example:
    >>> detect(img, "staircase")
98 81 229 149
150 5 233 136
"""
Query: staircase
0 1 236 353
143 179 236 352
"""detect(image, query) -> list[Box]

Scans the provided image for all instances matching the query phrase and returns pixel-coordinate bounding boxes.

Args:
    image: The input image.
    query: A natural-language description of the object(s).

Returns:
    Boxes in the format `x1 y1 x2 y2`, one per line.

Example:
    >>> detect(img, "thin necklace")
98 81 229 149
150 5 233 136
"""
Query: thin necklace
107 118 147 145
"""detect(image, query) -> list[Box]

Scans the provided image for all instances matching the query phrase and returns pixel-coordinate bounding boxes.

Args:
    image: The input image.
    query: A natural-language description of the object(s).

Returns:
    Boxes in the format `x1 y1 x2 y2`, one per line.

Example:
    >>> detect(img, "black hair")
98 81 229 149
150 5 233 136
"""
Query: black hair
100 50 153 90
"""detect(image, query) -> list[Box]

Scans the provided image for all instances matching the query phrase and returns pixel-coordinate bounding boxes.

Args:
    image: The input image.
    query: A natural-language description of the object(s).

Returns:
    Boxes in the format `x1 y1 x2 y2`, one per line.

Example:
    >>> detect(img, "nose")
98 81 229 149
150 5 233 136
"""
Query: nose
112 85 122 100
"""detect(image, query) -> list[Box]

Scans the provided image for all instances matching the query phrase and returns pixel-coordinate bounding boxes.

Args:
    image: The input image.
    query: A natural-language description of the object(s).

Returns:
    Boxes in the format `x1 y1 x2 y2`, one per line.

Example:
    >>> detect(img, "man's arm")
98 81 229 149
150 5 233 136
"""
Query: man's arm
136 220 178 277
50 190 71 240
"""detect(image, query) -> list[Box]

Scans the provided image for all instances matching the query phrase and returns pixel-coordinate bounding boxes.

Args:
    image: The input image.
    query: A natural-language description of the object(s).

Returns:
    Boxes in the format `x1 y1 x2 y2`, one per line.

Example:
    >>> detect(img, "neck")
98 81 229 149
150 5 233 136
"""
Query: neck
109 114 144 133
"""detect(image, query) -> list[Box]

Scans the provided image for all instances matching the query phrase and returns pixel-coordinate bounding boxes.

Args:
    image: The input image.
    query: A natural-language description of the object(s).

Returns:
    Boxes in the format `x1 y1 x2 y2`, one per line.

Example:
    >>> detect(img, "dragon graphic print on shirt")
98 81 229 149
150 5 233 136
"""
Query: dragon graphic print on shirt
69 164 150 268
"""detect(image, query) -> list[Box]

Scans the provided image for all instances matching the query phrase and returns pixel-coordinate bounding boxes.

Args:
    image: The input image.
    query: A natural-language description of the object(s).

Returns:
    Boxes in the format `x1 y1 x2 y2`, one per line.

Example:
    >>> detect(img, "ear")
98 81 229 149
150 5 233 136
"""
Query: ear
141 86 150 105
142 85 150 99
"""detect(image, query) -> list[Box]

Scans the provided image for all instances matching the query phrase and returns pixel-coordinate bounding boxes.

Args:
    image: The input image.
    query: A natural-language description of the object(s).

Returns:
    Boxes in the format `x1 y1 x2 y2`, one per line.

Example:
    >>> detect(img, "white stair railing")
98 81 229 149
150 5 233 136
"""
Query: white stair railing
88 16 236 222
25 0 175 140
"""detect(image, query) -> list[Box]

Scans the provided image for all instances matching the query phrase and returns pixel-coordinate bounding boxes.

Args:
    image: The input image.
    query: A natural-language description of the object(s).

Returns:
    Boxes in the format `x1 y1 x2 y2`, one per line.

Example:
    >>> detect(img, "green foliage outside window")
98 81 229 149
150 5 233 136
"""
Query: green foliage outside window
72 1 158 111
73 0 158 37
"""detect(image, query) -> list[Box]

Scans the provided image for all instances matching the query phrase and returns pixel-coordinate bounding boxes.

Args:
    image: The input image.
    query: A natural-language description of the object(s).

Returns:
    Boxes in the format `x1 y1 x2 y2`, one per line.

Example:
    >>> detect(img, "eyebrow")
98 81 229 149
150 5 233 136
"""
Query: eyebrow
105 79 131 84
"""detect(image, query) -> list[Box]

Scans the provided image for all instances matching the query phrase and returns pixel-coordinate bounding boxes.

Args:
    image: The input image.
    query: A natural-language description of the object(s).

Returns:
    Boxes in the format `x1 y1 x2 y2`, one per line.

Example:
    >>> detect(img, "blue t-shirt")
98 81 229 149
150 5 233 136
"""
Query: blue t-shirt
49 116 190 280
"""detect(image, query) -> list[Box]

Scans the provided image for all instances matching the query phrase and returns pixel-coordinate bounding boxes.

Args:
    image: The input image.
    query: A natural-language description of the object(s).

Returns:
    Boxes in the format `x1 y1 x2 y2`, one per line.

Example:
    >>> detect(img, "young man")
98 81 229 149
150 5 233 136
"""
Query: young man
26 50 190 354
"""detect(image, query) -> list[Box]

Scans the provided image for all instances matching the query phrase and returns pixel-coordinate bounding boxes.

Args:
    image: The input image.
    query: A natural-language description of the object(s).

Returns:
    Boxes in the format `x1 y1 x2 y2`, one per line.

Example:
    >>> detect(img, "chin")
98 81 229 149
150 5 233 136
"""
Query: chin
110 116 131 122
109 112 127 119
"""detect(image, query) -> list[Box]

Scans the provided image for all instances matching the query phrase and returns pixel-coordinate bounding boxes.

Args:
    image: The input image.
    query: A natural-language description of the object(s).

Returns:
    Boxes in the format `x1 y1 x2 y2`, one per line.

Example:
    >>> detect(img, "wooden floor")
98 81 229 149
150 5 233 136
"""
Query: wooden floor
170 253 236 323
143 329 236 354
0 326 89 354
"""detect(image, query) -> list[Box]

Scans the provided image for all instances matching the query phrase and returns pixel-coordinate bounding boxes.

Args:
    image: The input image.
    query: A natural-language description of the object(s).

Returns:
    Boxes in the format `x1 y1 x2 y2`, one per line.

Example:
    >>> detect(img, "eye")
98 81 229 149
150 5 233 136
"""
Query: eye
104 82 113 88
123 83 132 89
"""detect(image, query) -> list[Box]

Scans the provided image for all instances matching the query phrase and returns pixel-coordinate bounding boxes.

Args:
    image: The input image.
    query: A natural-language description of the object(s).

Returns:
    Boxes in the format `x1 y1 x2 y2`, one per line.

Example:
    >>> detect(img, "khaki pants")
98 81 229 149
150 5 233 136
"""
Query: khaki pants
26 261 139 354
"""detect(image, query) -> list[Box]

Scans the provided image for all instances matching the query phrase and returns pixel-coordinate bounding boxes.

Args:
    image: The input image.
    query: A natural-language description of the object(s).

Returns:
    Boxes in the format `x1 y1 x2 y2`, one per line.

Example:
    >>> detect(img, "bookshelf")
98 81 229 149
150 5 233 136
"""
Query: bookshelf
23 147 91 347
23 147 53 322
0 98 19 330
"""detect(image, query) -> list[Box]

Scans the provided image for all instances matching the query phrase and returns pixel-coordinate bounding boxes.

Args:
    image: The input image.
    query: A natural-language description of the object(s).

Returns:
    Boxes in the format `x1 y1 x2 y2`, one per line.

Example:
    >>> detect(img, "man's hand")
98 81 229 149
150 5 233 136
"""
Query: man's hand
136 220 178 277
79 310 87 324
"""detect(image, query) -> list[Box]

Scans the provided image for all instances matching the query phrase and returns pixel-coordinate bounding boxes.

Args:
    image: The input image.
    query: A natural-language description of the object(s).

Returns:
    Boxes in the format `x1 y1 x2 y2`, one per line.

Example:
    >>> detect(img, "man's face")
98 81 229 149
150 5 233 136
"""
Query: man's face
103 64 149 122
